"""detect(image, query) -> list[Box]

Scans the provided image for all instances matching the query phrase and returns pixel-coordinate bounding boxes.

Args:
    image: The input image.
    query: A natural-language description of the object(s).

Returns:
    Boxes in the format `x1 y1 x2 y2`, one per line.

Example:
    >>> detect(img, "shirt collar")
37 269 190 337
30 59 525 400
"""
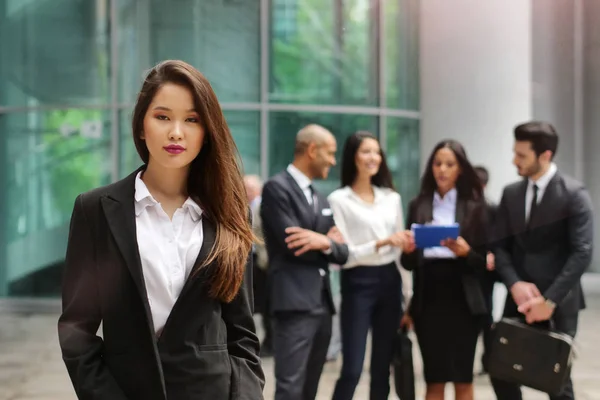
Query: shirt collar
134 171 203 221
529 162 557 191
346 185 386 203
287 164 312 191
433 187 457 205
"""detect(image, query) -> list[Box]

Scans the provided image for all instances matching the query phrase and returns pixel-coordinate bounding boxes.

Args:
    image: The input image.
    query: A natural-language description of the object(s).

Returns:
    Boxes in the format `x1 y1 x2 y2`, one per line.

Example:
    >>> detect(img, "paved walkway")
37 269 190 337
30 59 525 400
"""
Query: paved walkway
2 275 600 399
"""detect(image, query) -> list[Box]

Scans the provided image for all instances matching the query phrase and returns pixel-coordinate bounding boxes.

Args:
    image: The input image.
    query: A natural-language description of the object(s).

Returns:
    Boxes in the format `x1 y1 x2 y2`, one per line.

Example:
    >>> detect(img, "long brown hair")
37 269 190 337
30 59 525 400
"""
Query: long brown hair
132 60 253 303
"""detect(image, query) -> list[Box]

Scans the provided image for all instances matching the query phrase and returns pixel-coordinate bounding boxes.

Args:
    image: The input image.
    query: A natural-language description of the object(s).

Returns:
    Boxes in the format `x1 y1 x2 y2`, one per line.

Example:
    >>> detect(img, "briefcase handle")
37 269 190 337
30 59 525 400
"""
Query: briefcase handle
499 318 579 359
503 316 556 332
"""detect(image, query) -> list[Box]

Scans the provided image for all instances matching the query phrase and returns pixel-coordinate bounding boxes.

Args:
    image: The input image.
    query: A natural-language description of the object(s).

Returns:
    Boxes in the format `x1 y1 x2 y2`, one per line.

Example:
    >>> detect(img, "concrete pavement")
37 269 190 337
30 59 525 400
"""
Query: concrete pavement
2 275 600 399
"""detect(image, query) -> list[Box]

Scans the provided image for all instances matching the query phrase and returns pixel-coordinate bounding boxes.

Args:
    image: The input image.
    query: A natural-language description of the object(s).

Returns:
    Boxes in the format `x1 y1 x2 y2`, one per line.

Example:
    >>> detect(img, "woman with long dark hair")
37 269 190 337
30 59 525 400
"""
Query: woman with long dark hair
328 131 412 400
58 60 265 399
401 140 489 400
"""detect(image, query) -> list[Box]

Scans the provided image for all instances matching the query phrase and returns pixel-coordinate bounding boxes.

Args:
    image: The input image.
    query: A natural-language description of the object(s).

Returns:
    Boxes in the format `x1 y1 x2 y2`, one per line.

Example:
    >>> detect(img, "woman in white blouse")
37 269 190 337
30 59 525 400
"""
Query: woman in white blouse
58 60 264 399
328 131 413 400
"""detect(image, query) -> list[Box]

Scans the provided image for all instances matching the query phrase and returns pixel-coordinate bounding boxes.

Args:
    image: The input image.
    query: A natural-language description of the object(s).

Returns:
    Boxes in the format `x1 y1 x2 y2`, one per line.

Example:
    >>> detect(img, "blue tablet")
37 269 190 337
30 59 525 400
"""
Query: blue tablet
411 223 460 248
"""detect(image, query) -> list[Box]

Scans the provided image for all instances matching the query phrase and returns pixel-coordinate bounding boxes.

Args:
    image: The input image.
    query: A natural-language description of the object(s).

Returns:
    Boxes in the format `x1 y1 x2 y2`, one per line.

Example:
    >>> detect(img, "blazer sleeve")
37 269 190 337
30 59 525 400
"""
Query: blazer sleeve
261 180 348 265
58 195 128 400
324 238 350 265
221 254 266 399
463 202 488 271
544 186 594 305
493 188 522 288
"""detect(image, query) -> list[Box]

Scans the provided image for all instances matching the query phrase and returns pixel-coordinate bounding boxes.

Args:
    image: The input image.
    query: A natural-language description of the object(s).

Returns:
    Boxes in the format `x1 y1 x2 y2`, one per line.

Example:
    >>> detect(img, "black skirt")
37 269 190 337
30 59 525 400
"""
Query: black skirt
412 258 481 384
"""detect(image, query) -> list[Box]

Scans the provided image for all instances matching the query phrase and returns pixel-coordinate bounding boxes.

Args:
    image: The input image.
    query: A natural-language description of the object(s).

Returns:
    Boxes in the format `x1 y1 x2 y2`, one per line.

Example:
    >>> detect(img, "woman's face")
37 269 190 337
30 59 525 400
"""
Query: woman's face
141 83 205 171
432 147 461 194
354 138 382 179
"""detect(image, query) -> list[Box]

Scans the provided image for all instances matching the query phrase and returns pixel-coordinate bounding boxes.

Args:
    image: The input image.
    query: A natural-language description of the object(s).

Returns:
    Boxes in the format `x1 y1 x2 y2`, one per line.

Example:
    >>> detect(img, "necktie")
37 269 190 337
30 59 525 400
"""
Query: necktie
308 184 319 213
528 184 538 228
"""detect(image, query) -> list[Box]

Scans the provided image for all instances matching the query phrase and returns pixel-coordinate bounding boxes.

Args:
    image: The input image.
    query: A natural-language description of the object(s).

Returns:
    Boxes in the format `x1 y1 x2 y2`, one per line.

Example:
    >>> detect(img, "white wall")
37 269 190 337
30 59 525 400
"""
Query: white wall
583 0 600 272
419 0 532 203
531 0 580 179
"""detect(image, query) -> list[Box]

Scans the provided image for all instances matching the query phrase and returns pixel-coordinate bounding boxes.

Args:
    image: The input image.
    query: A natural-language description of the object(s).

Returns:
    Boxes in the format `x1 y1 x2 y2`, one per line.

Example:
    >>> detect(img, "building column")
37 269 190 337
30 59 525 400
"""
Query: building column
419 0 532 203
583 0 600 272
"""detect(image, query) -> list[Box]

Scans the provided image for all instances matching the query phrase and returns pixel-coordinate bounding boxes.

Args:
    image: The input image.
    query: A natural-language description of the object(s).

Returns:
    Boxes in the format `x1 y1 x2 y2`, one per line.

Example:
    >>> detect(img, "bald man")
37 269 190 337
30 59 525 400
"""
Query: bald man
261 124 349 400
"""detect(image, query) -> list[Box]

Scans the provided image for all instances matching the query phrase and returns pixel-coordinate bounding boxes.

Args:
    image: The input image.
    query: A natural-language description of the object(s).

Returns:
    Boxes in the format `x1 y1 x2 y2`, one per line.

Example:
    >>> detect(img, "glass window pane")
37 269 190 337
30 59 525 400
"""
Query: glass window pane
224 111 261 176
0 0 110 107
119 108 139 178
385 0 419 110
270 0 377 106
118 0 260 104
269 111 378 194
386 117 420 209
0 109 112 297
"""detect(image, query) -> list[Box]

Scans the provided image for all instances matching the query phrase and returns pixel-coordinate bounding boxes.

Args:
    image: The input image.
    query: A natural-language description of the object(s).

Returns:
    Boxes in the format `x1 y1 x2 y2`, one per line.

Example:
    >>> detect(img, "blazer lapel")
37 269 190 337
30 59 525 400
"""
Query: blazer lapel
514 180 528 234
455 198 466 228
101 169 149 304
178 216 217 299
284 171 315 224
416 196 433 224
529 173 560 229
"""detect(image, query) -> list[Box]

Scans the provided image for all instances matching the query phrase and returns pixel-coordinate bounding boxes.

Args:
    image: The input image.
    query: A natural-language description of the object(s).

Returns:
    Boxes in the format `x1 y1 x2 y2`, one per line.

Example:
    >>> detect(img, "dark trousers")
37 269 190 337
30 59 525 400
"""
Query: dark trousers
332 263 402 400
273 310 332 400
491 298 579 400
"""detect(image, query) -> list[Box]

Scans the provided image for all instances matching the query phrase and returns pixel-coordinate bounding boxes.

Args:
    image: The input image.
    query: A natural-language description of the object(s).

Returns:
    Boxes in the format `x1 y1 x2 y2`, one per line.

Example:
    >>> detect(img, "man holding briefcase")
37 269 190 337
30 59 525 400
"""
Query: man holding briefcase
492 122 594 400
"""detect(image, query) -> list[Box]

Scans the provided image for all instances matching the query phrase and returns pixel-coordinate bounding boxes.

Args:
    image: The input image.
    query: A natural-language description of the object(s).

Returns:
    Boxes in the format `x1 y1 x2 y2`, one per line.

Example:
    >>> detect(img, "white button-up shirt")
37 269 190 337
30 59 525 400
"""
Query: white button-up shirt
423 188 458 259
134 172 204 333
328 186 405 268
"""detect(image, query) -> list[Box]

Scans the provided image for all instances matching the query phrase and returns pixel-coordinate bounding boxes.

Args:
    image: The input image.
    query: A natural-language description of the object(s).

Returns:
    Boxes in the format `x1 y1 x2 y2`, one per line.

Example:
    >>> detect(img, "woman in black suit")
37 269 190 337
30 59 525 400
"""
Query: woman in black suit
58 60 265 400
401 140 489 400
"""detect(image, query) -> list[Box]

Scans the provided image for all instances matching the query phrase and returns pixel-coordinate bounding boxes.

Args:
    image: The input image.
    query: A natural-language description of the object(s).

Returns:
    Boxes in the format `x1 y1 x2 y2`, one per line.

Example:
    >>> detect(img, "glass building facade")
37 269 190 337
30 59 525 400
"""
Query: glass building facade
0 0 419 298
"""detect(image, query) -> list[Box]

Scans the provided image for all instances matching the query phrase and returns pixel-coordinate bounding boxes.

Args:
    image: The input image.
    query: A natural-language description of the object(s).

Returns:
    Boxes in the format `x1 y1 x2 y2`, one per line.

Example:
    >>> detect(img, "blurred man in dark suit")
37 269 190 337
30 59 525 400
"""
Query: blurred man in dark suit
261 124 349 400
492 122 593 400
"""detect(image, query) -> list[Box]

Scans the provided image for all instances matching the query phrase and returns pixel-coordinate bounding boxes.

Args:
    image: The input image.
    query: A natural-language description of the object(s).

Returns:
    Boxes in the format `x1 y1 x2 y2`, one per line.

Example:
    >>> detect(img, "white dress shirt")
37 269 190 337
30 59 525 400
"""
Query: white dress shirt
423 188 457 259
328 186 405 269
134 172 204 333
287 164 315 205
525 162 557 220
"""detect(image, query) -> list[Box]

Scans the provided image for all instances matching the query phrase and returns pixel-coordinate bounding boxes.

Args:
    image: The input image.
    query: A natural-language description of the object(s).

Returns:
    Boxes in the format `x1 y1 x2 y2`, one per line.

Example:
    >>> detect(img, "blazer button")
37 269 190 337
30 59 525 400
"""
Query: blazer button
319 269 326 277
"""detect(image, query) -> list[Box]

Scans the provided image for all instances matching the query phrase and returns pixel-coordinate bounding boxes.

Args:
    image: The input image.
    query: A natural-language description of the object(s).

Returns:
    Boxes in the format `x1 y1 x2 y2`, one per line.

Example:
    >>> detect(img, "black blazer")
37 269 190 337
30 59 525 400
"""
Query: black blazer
58 169 265 400
260 171 349 314
493 172 594 322
401 195 489 317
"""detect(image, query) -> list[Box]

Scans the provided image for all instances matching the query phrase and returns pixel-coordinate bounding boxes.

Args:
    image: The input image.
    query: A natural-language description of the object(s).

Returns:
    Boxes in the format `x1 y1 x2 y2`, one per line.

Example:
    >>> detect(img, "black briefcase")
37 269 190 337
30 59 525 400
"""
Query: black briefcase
392 328 415 400
487 318 575 395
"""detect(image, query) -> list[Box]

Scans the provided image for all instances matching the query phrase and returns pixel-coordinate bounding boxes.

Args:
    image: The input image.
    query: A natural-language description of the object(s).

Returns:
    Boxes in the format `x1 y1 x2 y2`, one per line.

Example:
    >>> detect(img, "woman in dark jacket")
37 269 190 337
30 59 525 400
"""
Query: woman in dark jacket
58 60 265 400
401 140 489 400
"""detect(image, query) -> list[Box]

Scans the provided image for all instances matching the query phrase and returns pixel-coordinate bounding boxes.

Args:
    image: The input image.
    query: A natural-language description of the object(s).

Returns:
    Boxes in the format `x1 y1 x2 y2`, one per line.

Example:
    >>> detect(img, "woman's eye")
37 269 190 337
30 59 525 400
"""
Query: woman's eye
156 115 169 121
187 117 199 123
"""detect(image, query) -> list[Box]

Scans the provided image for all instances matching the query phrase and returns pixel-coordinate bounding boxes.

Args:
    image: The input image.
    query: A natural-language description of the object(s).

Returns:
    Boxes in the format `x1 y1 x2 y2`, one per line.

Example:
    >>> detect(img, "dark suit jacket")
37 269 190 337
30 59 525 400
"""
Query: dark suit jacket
58 169 265 400
401 195 489 317
260 170 349 314
493 172 594 322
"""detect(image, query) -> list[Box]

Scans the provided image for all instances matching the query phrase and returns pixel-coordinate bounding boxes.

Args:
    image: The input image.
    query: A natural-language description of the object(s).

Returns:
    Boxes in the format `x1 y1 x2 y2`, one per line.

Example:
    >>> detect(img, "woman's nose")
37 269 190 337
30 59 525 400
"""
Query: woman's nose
169 123 183 140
